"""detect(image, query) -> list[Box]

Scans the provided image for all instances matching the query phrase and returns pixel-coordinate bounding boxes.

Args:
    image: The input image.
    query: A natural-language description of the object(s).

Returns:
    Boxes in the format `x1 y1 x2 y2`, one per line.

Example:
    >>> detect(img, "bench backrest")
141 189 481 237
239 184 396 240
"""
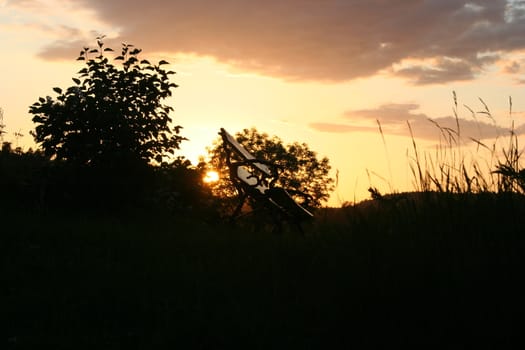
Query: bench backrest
219 128 273 176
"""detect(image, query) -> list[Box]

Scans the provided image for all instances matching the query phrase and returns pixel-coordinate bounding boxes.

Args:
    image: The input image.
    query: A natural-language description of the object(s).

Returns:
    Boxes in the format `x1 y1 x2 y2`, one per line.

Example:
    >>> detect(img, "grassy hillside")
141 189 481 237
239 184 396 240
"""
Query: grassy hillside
3 192 525 348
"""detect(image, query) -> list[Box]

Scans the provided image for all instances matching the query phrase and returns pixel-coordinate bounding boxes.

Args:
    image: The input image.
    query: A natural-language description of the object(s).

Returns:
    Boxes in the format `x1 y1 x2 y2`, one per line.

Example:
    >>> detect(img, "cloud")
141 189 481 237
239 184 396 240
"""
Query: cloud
25 0 525 83
393 56 499 85
504 60 521 74
38 38 90 60
344 103 426 124
310 103 522 141
405 116 514 141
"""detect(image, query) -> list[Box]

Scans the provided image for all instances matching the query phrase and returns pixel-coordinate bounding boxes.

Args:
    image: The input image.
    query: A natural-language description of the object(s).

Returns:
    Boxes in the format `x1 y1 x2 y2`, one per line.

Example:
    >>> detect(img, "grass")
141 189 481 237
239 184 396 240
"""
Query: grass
400 93 524 194
3 196 525 348
4 94 525 348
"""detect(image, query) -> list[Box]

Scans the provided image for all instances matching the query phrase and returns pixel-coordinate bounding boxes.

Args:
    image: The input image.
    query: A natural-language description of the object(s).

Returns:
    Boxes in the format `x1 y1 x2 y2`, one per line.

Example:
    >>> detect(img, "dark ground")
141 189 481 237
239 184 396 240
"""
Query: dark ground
3 192 525 348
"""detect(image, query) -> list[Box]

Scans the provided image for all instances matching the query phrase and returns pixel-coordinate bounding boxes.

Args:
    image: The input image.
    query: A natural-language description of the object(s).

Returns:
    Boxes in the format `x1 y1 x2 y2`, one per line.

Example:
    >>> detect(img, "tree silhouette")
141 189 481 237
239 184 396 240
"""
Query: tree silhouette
29 38 185 168
28 38 186 209
207 127 334 208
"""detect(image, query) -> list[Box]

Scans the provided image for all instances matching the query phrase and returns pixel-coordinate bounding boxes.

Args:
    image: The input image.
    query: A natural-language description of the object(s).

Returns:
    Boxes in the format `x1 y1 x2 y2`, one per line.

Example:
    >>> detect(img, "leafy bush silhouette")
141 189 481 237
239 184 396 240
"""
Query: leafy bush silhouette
150 158 218 218
0 144 50 209
30 38 184 166
28 38 186 210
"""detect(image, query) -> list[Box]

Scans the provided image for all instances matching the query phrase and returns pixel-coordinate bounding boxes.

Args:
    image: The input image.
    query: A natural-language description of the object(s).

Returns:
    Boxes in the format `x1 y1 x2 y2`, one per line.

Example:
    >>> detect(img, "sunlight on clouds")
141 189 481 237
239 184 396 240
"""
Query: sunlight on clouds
464 3 484 13
505 0 525 23
49 0 524 84
497 49 525 80
2 0 116 50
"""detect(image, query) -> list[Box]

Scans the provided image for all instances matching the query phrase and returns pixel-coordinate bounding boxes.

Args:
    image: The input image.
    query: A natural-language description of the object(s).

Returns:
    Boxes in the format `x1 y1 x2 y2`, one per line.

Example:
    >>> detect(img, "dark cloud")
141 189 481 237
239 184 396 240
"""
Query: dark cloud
394 55 500 85
32 0 525 83
310 103 522 141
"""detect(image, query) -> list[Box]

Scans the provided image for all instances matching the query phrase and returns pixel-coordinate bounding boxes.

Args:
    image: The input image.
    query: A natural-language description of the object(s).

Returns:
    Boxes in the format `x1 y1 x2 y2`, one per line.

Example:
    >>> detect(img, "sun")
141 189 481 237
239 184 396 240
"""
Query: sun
203 170 220 183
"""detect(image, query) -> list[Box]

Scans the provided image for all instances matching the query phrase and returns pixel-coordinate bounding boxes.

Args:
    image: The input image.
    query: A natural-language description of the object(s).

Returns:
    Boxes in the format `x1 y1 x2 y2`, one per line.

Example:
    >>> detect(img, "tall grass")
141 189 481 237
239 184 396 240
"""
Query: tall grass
5 202 525 348
399 92 524 195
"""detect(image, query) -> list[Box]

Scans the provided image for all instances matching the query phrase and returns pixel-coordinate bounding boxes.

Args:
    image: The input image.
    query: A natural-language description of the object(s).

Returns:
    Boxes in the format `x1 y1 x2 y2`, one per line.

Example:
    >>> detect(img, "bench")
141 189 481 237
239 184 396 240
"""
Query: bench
219 128 313 232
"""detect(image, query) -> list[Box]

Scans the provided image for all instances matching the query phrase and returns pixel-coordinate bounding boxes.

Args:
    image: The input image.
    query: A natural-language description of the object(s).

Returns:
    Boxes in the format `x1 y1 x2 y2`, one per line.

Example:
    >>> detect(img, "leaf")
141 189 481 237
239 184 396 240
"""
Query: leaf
104 47 114 52
72 78 81 85
77 56 85 61
89 49 99 53
114 55 124 60
158 60 169 65
53 87 62 94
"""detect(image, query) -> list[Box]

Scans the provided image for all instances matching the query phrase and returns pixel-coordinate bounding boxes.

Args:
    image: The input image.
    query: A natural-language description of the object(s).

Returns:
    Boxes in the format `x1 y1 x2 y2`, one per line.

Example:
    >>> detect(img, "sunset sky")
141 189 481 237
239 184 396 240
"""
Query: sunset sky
2 0 525 205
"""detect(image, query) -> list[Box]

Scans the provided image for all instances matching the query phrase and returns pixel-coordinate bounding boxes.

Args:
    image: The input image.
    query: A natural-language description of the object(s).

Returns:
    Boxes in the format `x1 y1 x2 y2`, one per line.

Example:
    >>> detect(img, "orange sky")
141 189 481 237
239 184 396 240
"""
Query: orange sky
2 0 525 205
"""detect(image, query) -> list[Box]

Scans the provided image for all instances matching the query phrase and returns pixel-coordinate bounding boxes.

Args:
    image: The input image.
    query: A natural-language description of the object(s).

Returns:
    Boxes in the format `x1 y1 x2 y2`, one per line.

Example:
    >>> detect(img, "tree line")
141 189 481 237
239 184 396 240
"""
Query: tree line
0 39 333 217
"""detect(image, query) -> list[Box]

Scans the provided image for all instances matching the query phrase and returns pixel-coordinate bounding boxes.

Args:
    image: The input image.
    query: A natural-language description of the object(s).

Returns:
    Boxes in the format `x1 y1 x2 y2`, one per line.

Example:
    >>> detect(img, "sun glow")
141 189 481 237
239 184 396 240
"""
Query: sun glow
203 170 220 183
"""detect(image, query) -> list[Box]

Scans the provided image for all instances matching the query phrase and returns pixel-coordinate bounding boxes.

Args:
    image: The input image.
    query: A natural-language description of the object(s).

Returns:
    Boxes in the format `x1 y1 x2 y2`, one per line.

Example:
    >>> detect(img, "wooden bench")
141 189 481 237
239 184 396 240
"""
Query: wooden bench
219 128 313 232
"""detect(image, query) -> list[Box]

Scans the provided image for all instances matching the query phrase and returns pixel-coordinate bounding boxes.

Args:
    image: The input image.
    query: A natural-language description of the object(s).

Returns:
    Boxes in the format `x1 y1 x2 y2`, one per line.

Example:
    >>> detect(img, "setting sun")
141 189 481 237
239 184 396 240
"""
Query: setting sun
4 0 525 206
203 170 220 183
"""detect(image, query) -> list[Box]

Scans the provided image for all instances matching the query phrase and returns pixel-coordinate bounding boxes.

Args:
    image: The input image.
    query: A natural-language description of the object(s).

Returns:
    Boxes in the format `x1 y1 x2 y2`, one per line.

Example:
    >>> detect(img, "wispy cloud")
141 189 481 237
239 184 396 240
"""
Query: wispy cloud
310 103 521 141
14 0 525 84
344 103 426 125
37 37 91 60
3 0 111 56
504 60 521 74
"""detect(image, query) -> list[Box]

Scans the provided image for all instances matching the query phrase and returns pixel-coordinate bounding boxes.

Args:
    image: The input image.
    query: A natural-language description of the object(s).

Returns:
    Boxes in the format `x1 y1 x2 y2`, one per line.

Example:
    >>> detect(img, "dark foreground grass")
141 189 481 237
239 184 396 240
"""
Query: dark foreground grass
3 193 525 348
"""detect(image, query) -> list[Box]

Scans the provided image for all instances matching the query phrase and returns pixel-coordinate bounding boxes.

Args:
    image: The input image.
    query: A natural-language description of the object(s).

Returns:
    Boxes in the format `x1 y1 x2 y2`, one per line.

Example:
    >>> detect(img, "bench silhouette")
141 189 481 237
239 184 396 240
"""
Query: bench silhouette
219 128 313 232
